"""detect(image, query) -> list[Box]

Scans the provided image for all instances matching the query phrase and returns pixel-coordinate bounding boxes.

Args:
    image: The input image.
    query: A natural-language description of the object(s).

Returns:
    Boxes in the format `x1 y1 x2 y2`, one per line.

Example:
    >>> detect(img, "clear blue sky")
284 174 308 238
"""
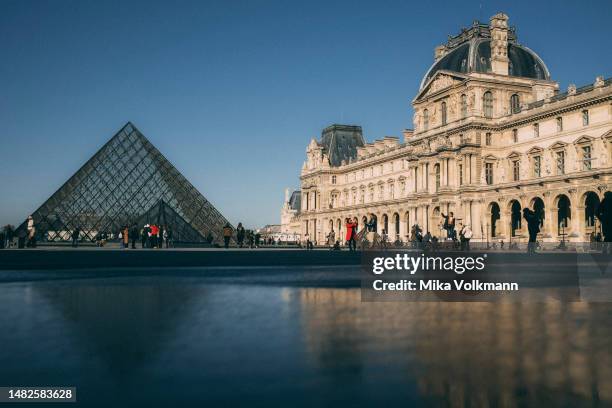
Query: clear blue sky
1 0 610 229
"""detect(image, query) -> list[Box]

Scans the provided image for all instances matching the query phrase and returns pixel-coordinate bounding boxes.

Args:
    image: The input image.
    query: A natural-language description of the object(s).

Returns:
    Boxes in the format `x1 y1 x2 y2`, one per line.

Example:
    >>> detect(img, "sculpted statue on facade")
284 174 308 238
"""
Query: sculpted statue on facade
449 93 458 115
498 161 506 182
544 153 552 176
413 110 421 131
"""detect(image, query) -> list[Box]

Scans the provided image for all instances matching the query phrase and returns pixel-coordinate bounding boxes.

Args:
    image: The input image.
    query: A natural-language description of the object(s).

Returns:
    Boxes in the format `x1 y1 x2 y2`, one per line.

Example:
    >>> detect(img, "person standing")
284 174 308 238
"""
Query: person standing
327 229 335 248
130 224 138 249
236 223 245 248
345 218 354 251
26 215 36 248
162 226 168 248
223 223 233 249
166 227 173 248
523 208 540 254
141 226 147 249
152 224 160 248
71 227 80 248
122 225 129 248
441 212 456 240
461 224 473 251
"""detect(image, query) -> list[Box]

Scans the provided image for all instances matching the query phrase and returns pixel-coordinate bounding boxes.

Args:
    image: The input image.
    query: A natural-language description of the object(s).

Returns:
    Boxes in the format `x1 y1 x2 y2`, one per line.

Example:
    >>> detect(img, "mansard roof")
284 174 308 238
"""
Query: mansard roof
320 124 365 167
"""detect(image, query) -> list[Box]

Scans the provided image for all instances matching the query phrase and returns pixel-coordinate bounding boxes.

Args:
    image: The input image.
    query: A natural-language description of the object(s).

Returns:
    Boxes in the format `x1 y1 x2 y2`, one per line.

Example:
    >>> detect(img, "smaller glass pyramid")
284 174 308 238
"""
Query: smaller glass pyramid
19 122 231 245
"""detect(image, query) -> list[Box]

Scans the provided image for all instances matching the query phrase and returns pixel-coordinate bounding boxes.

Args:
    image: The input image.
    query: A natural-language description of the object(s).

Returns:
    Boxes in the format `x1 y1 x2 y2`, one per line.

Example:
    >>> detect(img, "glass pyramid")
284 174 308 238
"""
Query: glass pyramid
20 122 231 244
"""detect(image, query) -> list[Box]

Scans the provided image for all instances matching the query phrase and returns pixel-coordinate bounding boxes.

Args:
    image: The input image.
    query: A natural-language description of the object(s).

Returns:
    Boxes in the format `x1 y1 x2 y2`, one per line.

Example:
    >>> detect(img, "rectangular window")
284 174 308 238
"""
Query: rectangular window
512 160 520 181
582 145 592 170
556 151 565 175
557 116 563 132
512 129 518 143
331 175 336 184
582 110 589 126
485 132 492 146
533 123 539 138
485 163 493 185
533 156 541 178
459 164 464 186
390 184 395 199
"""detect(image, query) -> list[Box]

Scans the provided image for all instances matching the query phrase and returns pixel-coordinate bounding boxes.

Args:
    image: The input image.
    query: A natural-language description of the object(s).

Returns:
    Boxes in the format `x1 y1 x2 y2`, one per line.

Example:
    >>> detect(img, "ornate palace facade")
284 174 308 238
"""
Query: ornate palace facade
282 13 612 244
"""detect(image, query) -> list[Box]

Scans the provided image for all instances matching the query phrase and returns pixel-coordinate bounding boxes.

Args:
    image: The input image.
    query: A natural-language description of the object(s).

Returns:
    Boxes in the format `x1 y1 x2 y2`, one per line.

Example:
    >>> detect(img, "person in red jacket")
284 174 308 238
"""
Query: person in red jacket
345 218 357 251
150 224 159 248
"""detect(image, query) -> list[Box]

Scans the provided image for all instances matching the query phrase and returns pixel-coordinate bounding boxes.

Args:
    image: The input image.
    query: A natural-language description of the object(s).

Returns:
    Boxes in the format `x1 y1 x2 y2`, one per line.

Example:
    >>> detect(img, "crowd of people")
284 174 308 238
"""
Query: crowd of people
222 222 263 249
4 195 612 253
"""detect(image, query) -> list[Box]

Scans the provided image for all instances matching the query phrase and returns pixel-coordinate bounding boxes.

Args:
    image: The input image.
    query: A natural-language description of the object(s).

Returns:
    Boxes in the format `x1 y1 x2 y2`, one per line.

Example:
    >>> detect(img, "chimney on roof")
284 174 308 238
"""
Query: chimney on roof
489 13 509 75
402 129 414 143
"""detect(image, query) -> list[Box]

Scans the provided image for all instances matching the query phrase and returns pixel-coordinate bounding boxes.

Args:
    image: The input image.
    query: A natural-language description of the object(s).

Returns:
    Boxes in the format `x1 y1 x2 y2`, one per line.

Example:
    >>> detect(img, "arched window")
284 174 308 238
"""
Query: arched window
423 109 429 130
510 94 520 114
483 91 493 118
460 94 467 118
441 101 447 125
557 195 571 234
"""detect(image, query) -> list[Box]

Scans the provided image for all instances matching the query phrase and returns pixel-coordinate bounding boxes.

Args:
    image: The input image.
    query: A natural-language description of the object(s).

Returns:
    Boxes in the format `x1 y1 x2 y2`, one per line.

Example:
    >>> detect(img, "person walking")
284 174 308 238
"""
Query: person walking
236 223 245 248
523 208 541 254
597 191 612 253
222 223 233 249
71 227 80 248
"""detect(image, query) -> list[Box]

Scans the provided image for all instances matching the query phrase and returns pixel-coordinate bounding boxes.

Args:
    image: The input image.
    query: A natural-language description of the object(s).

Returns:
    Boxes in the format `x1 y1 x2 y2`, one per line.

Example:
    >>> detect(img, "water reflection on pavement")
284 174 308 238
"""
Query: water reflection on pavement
0 272 610 407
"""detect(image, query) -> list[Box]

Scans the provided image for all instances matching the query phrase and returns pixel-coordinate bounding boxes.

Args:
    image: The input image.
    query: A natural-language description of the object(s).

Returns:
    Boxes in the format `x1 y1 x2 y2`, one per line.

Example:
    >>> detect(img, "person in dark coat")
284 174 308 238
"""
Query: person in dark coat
523 208 541 254
222 223 233 249
441 212 456 240
130 224 139 249
596 191 612 253
236 223 245 248
141 227 147 248
71 227 80 248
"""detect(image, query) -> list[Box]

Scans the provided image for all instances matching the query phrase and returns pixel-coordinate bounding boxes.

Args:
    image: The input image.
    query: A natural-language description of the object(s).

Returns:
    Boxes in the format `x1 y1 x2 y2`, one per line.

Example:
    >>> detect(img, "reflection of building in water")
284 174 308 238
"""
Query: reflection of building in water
298 288 612 405
284 13 612 244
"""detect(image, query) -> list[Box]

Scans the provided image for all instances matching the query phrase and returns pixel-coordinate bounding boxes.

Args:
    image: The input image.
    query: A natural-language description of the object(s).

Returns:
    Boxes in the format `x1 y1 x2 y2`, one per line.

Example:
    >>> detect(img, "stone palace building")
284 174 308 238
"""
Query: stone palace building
281 13 612 245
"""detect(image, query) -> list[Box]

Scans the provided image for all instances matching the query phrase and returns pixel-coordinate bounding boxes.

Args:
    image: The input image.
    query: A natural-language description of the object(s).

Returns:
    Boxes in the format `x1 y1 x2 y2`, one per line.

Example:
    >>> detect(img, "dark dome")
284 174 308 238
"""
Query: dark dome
420 39 550 89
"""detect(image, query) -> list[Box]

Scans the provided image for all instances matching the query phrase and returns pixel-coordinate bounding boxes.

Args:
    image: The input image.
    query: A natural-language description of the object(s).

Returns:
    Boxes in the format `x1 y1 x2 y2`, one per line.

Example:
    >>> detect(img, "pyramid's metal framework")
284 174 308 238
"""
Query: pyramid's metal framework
20 122 231 244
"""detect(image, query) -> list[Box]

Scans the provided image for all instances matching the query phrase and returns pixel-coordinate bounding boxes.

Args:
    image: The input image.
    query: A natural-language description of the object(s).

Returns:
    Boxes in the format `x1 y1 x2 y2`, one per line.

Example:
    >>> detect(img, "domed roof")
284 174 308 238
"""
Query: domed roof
420 28 550 89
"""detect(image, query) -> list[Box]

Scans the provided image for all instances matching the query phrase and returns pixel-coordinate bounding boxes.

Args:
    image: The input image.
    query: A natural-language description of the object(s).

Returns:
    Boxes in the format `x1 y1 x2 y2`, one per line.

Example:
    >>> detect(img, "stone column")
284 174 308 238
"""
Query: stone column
569 189 579 240
542 192 554 239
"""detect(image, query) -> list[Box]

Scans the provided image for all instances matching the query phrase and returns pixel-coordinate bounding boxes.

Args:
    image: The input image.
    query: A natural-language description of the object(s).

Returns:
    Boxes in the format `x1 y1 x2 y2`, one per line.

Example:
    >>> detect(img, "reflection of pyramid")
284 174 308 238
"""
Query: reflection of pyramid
137 199 207 243
19 122 230 244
